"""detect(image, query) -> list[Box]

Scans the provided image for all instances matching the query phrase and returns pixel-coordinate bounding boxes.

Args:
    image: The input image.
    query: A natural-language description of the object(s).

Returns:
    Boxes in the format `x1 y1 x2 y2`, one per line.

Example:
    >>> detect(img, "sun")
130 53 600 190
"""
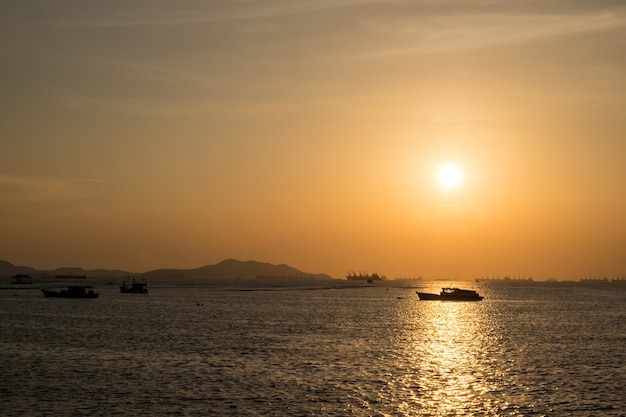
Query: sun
438 164 462 189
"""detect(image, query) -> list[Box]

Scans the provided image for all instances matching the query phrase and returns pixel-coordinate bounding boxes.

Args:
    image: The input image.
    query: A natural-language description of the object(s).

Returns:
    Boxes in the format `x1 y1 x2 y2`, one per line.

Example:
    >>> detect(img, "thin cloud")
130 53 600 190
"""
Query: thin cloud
81 60 224 91
354 9 626 60
57 89 290 118
43 0 395 28
0 174 103 203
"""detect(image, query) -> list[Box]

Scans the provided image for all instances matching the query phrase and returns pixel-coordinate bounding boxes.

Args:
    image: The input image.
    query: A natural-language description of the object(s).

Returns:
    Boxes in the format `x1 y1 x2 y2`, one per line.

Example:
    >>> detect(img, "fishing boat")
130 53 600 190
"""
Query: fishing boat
417 287 484 301
346 272 385 281
120 277 148 294
41 285 99 298
11 274 32 284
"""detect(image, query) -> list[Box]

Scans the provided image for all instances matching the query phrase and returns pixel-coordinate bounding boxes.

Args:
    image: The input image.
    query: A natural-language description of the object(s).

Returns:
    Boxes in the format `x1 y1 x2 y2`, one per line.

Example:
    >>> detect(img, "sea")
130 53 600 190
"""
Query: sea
1 278 624 416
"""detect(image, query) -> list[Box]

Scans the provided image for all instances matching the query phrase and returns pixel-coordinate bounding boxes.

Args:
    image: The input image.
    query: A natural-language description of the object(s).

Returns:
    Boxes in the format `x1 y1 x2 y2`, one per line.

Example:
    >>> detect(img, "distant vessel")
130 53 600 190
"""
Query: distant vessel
346 272 385 281
256 275 314 280
11 274 32 284
476 276 533 282
417 287 484 301
41 285 99 298
55 274 87 279
120 277 148 294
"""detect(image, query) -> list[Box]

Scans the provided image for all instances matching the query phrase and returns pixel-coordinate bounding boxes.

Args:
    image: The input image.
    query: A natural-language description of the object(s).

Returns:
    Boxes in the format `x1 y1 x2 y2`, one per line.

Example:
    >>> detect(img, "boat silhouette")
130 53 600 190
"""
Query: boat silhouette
417 287 484 301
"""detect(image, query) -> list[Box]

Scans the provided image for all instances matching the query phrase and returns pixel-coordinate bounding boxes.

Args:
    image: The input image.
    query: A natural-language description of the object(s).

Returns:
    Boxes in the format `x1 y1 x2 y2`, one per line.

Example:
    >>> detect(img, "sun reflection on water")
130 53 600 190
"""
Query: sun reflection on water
399 296 512 416
420 302 482 414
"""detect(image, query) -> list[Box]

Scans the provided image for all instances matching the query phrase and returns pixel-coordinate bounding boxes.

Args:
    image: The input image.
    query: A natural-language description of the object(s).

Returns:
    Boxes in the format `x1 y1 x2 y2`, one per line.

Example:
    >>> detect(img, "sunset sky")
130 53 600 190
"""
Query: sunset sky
1 1 625 279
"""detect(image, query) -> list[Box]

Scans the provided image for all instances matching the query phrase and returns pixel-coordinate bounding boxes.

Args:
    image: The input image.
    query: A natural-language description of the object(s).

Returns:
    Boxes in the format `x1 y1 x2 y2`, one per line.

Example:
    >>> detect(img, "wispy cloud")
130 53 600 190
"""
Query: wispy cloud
57 90 288 117
355 9 626 59
42 0 394 28
102 61 232 92
0 174 103 203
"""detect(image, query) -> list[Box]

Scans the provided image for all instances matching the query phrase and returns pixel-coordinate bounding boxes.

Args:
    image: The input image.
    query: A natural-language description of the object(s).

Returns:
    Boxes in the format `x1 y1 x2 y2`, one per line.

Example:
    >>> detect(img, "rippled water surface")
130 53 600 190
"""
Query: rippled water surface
1 280 625 416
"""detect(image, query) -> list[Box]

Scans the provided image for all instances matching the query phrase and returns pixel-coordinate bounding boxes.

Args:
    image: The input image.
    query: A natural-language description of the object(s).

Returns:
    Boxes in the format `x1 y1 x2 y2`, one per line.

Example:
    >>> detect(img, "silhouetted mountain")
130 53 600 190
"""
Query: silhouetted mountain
144 259 334 280
0 259 334 280
48 267 129 277
0 260 37 276
0 260 130 278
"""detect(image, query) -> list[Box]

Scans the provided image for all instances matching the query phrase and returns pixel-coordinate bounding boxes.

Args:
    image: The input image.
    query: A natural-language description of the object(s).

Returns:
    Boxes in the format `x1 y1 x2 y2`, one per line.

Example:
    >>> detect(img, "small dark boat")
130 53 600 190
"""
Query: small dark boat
55 274 87 279
41 285 99 298
417 287 484 301
11 274 32 284
120 277 148 294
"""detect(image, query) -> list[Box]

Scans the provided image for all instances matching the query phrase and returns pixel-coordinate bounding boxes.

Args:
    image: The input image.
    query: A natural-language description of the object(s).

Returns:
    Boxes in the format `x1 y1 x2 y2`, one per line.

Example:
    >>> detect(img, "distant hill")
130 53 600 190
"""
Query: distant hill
144 259 334 280
0 259 334 280
0 260 37 276
0 260 130 278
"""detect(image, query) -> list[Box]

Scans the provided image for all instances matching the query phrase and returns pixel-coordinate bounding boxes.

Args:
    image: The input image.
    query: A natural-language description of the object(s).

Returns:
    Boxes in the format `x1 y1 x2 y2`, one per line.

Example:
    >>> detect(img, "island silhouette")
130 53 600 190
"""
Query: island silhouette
0 259 333 280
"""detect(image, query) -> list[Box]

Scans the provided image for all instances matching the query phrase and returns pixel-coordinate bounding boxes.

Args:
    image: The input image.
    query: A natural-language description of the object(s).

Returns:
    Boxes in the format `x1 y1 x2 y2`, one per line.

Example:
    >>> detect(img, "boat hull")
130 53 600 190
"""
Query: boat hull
120 287 148 294
416 292 441 300
41 287 99 299
417 291 483 302
119 278 148 294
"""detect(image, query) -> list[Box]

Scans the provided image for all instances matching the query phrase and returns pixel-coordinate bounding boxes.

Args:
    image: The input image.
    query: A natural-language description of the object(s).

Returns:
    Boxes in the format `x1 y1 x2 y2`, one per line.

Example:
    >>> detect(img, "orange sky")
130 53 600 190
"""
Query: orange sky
1 2 625 279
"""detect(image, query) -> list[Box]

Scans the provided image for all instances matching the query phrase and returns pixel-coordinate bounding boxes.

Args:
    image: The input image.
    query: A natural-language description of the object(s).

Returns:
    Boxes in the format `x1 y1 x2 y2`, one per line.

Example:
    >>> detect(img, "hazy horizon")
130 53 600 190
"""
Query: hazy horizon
2 1 626 280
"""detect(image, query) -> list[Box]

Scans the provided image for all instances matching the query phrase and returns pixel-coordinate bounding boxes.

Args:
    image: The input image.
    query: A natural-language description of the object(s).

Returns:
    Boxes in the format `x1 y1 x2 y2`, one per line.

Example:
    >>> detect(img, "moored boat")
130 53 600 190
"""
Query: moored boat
346 272 385 281
41 285 99 298
417 287 484 301
11 274 32 284
120 277 148 294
